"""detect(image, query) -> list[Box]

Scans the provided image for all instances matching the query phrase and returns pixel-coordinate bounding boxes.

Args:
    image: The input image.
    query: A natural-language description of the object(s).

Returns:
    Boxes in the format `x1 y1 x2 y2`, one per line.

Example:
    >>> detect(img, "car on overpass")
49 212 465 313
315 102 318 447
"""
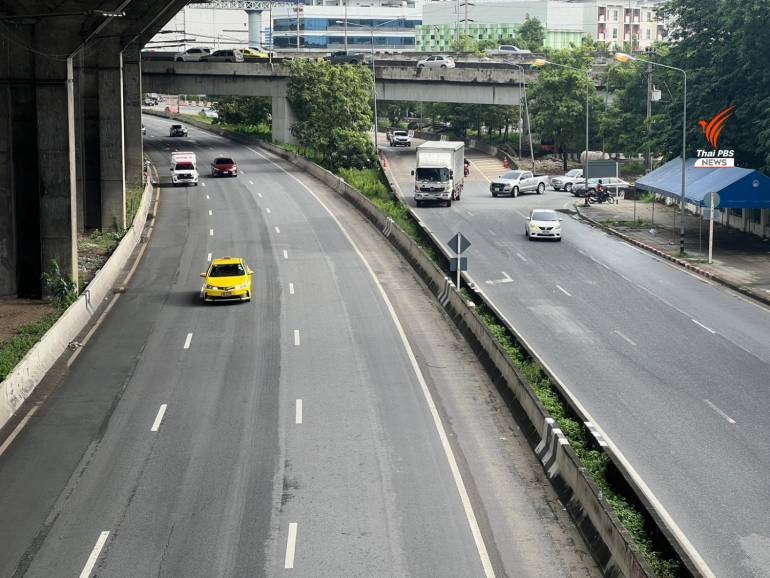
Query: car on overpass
174 47 211 62
202 49 244 63
484 44 532 56
416 55 455 69
200 257 253 302
525 209 563 241
325 50 371 65
241 47 270 59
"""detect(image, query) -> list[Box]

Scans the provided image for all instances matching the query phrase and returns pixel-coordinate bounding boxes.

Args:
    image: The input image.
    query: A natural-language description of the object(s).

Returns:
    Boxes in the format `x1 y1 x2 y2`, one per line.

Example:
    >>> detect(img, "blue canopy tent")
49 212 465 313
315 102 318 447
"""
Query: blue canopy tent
635 158 770 209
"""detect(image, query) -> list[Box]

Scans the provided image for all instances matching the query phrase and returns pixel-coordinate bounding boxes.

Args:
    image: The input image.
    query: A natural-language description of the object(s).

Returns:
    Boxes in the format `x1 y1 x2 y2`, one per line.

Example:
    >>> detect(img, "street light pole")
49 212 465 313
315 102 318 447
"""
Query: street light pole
505 61 529 163
615 52 687 254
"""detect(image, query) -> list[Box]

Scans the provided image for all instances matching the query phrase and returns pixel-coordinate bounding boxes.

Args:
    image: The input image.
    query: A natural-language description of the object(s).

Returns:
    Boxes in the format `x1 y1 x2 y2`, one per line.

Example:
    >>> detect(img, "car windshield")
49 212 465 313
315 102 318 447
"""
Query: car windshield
394 131 407 137
531 211 558 222
215 158 234 165
209 263 245 277
566 169 581 177
502 171 522 180
416 167 450 182
175 162 194 170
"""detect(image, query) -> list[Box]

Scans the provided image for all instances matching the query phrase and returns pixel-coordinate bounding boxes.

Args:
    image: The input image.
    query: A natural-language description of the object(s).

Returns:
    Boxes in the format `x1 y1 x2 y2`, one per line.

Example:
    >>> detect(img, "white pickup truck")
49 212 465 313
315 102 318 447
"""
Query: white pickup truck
489 170 549 197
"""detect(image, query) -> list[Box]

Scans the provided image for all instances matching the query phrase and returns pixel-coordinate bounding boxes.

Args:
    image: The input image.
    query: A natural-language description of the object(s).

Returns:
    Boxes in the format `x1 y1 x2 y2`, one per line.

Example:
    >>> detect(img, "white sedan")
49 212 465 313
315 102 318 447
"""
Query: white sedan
416 55 456 69
525 209 563 241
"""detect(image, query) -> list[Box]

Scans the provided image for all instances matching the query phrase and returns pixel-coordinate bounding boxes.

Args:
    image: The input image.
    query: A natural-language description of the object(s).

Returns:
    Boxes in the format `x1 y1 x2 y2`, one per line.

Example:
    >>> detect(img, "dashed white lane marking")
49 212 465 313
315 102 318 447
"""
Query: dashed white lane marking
207 253 212 262
516 252 527 262
183 333 193 350
257 192 263 198
283 250 289 260
209 229 214 237
0 406 38 458
295 399 303 424
249 145 496 578
613 329 637 346
265 207 271 214
704 399 736 424
151 404 168 432
488 229 496 237
274 226 281 233
289 283 295 295
249 180 255 185
465 210 474 217
284 523 298 569
200 182 206 187
208 209 212 216
206 195 210 200
692 319 717 334
79 531 110 578
556 284 572 297
293 329 300 346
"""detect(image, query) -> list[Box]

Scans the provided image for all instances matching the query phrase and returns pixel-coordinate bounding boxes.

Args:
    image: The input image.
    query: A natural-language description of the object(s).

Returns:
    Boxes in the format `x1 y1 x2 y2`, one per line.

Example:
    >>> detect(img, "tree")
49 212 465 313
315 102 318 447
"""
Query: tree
515 16 545 52
654 0 770 172
286 59 376 169
599 64 655 157
450 33 479 54
527 45 604 171
211 96 271 126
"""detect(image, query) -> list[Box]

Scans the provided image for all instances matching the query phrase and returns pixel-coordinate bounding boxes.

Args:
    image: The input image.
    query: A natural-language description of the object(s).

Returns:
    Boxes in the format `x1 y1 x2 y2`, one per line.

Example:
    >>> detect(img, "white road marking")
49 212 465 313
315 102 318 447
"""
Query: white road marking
516 252 527 262
183 333 193 349
488 229 497 237
289 282 295 295
295 399 303 424
208 209 212 216
514 209 528 219
79 531 110 578
467 158 491 183
151 404 168 432
265 207 271 214
465 210 474 217
556 284 572 297
613 330 637 346
283 250 289 260
249 180 254 185
692 319 716 334
250 145 495 578
284 523 298 569
200 182 206 187
274 226 281 233
293 329 300 346
484 272 513 285
207 253 212 262
257 192 263 198
209 229 214 237
0 405 38 458
704 399 736 424
206 194 210 200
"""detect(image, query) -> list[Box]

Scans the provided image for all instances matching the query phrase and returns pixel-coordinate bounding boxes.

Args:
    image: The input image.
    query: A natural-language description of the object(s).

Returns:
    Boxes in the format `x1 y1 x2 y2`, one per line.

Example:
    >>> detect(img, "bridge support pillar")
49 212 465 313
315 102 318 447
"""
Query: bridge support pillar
123 46 144 195
271 96 297 145
0 71 14 296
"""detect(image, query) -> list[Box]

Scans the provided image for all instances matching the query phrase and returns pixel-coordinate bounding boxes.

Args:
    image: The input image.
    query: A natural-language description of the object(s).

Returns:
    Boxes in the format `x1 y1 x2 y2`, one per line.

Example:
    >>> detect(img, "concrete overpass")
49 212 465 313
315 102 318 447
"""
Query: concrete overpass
141 61 535 142
0 0 190 298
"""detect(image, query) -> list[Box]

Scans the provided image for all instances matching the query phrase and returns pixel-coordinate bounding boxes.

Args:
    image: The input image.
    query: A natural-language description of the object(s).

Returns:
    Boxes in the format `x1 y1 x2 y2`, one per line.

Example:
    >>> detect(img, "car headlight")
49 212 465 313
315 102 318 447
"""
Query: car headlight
233 282 250 290
205 284 218 290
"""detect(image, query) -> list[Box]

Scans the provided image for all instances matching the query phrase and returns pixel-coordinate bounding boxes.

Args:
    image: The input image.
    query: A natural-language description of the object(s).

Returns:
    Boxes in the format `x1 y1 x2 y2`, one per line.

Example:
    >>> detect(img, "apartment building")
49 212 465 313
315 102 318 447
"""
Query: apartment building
596 2 667 49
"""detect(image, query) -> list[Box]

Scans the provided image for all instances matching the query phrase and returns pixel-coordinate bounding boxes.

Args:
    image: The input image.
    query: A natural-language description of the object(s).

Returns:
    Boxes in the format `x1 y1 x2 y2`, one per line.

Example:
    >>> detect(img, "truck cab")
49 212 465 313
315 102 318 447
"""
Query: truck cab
412 141 465 207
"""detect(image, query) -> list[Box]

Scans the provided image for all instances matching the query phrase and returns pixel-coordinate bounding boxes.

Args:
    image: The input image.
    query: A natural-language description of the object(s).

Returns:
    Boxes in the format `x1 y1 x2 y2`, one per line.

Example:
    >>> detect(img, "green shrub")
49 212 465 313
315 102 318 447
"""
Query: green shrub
41 260 77 311
0 313 59 381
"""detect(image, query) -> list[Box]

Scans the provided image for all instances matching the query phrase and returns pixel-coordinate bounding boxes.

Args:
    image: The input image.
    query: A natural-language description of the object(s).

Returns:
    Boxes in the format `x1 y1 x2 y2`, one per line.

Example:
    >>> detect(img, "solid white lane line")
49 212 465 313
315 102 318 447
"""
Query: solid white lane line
284 523 298 569
274 226 281 233
613 330 637 347
265 207 271 214
704 399 736 424
209 228 214 237
283 250 289 260
289 282 295 295
151 404 168 432
692 319 717 334
295 399 303 424
206 194 210 200
251 146 495 578
556 284 572 297
516 252 527 262
0 406 38 458
249 180 254 185
293 329 300 346
183 333 193 350
207 253 212 262
208 209 212 216
79 531 110 578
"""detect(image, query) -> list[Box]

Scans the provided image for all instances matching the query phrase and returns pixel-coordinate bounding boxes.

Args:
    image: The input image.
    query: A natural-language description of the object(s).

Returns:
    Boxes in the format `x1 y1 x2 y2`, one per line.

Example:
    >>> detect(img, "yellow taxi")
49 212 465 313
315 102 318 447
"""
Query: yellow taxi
200 257 253 302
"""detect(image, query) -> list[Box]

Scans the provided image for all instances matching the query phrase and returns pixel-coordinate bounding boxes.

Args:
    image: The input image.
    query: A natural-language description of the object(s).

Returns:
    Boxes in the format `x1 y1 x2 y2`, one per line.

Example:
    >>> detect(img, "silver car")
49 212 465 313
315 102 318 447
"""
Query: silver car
525 209 563 241
416 55 456 69
551 168 583 192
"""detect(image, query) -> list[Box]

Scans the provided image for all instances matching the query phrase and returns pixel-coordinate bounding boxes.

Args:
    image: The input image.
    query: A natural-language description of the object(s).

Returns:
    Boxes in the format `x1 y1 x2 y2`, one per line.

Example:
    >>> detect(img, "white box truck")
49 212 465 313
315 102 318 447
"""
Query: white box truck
171 151 199 186
412 141 464 207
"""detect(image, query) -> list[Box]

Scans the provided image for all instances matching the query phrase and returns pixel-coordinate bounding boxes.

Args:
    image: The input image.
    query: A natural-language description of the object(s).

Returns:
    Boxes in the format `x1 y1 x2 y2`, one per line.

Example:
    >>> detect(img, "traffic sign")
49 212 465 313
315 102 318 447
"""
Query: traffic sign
447 233 471 254
450 257 468 272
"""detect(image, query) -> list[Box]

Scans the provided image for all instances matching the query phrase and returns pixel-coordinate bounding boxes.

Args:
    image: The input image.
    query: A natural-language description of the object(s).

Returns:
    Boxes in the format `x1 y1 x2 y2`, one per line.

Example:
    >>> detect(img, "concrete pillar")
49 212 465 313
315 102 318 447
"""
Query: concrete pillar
36 55 78 291
97 38 126 231
271 96 297 145
0 80 15 297
122 45 144 193
76 52 102 230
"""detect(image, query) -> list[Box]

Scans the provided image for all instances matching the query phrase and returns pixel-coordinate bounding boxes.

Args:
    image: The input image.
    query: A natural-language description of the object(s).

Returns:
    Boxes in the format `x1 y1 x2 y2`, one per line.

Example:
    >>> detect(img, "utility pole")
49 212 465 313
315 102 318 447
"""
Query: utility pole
646 57 652 172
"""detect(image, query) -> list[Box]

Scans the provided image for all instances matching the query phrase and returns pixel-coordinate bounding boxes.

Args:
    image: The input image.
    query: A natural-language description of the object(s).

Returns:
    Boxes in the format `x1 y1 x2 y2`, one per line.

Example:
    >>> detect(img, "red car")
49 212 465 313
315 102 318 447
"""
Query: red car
211 156 238 177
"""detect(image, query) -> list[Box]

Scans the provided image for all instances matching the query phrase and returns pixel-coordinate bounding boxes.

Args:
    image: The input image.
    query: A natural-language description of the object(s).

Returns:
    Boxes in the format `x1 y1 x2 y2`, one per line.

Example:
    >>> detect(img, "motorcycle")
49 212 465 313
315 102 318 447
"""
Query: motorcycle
587 189 613 204
463 160 470 177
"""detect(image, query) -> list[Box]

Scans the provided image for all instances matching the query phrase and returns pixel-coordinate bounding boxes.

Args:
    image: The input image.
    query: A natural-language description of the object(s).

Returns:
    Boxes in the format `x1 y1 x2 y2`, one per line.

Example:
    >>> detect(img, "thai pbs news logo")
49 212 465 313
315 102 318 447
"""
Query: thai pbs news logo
695 105 735 168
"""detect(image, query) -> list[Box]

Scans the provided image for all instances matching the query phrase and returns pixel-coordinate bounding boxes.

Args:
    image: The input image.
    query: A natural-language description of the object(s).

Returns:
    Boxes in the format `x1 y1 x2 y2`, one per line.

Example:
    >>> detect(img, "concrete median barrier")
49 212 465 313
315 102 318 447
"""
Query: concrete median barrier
0 178 155 431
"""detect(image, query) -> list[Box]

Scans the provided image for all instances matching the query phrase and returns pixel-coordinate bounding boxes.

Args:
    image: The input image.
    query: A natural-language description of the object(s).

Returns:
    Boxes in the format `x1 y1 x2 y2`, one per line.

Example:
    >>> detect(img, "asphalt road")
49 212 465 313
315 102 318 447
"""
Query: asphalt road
0 119 601 577
385 140 770 578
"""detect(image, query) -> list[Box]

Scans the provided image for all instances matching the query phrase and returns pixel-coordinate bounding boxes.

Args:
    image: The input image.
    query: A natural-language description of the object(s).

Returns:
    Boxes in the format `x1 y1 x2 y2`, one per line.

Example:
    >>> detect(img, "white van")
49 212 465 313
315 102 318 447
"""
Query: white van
171 151 199 186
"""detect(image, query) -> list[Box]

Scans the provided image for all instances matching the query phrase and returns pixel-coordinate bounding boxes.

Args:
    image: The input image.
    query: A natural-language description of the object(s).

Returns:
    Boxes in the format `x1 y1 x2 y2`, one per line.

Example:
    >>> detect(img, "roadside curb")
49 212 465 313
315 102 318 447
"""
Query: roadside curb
0 177 156 431
573 204 770 308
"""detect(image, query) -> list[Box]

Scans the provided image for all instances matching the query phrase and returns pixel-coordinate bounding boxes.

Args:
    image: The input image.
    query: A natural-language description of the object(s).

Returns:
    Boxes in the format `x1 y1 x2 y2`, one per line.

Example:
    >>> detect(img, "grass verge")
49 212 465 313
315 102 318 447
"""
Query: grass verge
0 314 60 381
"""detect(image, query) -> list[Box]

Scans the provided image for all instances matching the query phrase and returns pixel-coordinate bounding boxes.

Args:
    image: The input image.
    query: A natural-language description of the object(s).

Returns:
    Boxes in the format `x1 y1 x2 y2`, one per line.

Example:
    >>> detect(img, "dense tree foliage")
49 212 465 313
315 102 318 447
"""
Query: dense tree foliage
211 96 271 126
516 16 545 52
599 64 652 158
286 59 376 169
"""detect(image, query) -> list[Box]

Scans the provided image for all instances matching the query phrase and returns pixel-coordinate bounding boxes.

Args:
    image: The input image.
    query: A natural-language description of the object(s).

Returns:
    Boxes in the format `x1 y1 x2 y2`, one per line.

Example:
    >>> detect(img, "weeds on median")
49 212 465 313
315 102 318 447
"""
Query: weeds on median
0 313 59 381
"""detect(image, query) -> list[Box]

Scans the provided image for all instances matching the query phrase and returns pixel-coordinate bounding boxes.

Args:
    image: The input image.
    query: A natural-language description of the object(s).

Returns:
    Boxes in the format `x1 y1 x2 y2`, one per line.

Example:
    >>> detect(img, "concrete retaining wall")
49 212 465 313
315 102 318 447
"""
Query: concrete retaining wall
0 177 154 430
